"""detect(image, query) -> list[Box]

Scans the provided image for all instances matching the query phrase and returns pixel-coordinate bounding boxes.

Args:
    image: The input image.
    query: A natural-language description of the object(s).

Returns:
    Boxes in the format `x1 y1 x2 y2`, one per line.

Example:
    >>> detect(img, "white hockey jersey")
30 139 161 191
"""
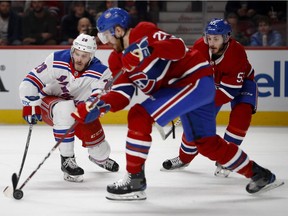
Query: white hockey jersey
19 49 112 106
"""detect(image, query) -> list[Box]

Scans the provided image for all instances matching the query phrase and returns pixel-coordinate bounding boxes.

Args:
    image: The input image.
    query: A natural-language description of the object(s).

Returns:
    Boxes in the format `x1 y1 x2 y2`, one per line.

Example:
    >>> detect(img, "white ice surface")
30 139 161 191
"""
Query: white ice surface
0 125 287 216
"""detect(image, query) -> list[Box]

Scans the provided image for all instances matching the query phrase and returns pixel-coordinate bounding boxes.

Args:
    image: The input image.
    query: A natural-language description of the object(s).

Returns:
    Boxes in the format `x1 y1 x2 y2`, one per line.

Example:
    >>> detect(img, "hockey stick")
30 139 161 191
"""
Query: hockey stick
14 124 33 189
155 118 182 140
3 69 124 200
3 124 33 196
3 124 33 199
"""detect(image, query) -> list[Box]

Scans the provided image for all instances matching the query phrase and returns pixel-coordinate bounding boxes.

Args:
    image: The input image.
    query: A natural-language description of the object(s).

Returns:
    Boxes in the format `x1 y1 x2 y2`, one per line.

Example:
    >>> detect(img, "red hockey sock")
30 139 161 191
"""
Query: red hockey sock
179 134 198 163
196 135 254 178
126 104 154 174
224 103 253 145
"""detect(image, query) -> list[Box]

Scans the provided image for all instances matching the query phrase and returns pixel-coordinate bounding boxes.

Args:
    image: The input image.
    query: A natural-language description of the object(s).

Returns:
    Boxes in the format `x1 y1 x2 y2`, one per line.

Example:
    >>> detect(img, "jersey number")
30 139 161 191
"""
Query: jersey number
237 72 245 83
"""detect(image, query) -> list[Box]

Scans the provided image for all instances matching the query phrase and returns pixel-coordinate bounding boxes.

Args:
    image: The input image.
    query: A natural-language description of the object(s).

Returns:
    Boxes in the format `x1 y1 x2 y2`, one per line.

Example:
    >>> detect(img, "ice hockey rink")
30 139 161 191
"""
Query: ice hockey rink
0 124 287 216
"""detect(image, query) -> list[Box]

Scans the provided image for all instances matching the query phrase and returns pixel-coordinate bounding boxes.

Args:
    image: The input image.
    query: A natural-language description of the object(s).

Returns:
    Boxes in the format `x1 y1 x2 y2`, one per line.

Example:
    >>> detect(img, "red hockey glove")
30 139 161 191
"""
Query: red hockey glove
21 96 42 125
22 105 42 124
122 36 152 71
72 97 111 124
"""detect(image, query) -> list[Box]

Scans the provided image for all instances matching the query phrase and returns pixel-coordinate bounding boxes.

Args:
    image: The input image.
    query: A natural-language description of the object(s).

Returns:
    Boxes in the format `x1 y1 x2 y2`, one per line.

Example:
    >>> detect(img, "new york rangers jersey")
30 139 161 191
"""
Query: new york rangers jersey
19 50 111 105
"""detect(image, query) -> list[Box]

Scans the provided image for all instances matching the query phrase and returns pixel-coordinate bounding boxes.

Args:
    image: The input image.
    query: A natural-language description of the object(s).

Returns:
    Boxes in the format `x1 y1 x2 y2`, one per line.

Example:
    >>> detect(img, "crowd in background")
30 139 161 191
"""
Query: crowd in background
224 0 286 46
0 0 286 46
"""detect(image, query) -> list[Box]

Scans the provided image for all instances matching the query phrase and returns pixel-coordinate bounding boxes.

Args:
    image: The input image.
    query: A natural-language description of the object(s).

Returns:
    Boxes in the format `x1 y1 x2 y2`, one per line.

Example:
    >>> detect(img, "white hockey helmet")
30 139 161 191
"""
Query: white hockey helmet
71 33 97 63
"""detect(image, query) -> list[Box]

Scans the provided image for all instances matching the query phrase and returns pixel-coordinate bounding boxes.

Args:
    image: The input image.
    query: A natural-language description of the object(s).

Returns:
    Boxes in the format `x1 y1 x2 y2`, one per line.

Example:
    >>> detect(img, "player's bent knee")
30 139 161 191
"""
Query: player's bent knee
128 104 154 135
75 119 105 147
53 100 75 126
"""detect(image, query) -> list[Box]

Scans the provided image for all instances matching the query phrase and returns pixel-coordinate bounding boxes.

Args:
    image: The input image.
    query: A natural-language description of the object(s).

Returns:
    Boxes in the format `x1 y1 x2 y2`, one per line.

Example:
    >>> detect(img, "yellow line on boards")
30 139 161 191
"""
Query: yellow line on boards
0 110 288 126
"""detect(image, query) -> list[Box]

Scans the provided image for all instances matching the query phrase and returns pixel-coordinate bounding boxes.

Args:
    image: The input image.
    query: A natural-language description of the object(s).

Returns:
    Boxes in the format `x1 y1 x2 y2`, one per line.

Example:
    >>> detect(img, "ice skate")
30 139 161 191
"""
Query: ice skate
88 155 119 172
214 162 231 177
161 156 189 171
106 168 147 200
61 155 84 182
246 162 284 194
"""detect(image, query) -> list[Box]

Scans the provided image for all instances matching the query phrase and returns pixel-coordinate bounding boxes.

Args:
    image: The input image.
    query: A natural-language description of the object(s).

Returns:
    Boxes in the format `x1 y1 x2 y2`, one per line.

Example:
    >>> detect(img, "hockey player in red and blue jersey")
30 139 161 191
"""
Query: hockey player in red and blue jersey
73 8 281 200
162 19 258 177
19 33 119 183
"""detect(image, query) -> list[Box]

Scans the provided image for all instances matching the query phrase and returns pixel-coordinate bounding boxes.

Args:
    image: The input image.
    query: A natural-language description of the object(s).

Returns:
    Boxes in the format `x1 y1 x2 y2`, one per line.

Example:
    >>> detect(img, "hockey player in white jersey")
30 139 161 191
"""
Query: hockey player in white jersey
19 33 119 182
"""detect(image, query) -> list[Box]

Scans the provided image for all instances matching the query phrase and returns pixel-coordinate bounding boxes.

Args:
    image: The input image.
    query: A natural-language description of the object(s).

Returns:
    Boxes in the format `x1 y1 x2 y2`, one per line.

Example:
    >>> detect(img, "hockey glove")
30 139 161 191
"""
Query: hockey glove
122 36 152 71
72 97 111 124
22 96 42 124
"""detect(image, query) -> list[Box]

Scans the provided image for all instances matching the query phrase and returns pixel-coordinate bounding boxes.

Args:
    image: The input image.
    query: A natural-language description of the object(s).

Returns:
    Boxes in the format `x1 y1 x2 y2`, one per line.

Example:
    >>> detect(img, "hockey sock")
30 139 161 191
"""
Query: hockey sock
196 135 253 178
179 133 198 163
126 104 154 174
224 103 253 145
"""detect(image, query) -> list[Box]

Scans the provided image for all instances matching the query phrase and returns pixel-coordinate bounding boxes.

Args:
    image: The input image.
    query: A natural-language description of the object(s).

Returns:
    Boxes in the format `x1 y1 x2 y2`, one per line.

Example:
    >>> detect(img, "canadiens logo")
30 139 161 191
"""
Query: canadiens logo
105 12 111 19
130 72 156 94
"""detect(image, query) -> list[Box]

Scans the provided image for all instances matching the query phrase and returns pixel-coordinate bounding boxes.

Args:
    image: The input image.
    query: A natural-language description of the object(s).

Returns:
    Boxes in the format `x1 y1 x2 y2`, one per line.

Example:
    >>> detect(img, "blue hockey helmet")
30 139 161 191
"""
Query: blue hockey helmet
205 18 232 38
97 7 130 35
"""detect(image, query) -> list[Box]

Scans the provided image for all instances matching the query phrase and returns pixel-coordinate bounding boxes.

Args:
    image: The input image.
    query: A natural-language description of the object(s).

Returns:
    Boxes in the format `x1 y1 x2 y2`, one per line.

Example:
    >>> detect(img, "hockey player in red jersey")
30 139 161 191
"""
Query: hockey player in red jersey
162 18 258 177
19 33 119 183
73 8 281 200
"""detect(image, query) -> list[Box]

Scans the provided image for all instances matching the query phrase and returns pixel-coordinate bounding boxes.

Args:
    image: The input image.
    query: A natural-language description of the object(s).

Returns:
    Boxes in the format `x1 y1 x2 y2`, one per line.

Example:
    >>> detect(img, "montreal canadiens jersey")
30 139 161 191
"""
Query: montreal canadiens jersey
19 49 111 105
193 37 255 106
101 22 214 112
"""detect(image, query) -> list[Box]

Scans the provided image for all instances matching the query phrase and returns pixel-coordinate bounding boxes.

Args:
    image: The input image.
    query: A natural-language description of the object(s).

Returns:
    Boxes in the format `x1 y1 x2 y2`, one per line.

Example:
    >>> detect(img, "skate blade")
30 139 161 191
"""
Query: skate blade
88 156 119 172
106 191 147 201
63 173 83 183
160 163 189 172
250 180 284 195
214 169 231 178
3 186 14 198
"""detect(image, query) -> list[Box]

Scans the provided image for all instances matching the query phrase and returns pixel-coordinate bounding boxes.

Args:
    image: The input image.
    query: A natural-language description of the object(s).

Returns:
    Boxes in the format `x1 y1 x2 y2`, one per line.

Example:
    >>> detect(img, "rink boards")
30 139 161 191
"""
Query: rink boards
0 47 287 126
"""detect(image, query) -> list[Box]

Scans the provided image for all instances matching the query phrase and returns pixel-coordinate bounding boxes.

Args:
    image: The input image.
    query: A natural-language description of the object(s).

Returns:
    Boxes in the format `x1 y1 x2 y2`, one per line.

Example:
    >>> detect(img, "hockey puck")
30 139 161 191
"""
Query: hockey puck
13 189 24 200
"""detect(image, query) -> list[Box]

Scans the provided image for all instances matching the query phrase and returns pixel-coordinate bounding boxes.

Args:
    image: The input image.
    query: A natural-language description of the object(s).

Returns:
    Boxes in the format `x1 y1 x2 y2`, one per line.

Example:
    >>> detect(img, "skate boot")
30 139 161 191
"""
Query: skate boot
88 156 119 172
106 168 147 200
161 156 189 171
246 162 284 194
61 155 84 182
214 162 231 177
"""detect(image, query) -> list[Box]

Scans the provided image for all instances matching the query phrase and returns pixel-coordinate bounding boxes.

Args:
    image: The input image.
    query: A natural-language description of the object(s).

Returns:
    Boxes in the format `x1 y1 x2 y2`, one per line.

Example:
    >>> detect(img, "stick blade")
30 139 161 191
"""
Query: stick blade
3 186 14 198
12 173 18 190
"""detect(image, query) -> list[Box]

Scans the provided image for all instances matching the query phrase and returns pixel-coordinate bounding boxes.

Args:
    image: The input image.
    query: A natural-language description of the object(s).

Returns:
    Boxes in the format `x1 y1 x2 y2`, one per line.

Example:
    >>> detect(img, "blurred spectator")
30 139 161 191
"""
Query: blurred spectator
60 0 94 45
0 0 22 45
45 1 65 24
22 0 57 45
77 17 92 35
225 1 259 21
226 12 250 46
250 15 283 46
225 1 287 24
267 2 287 23
10 0 26 17
86 0 116 17
117 1 142 27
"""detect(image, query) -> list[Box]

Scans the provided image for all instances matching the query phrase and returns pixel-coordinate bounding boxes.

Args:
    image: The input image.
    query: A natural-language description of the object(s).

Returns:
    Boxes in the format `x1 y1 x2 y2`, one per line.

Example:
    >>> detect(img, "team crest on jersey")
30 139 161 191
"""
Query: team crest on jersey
130 72 156 94
57 75 67 82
